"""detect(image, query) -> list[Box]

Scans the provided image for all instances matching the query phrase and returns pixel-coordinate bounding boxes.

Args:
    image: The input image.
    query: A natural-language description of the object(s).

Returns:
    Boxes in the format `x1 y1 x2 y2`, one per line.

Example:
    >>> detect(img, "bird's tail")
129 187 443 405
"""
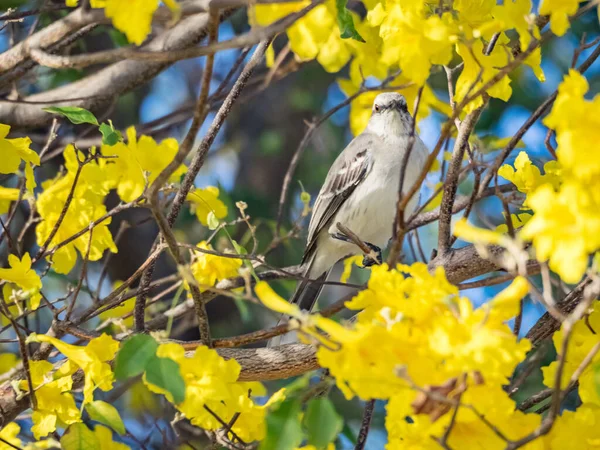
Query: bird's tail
267 253 330 347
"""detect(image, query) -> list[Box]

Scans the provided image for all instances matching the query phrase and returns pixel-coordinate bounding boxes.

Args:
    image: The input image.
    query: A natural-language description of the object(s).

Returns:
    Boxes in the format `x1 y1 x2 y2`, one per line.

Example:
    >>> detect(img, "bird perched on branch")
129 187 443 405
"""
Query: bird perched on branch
271 92 428 345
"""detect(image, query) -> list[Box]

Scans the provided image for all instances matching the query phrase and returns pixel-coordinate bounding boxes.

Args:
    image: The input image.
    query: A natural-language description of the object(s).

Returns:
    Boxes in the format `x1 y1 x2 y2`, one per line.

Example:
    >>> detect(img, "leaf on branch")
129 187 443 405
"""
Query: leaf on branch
145 355 186 404
42 106 99 125
60 423 100 450
86 400 126 435
206 211 220 230
260 398 304 450
304 397 343 448
99 121 123 146
335 0 365 42
114 334 158 380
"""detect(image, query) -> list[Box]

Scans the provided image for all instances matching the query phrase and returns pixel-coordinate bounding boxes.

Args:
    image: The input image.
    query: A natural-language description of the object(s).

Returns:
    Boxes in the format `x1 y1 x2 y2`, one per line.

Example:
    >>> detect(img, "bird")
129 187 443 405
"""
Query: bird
270 92 428 345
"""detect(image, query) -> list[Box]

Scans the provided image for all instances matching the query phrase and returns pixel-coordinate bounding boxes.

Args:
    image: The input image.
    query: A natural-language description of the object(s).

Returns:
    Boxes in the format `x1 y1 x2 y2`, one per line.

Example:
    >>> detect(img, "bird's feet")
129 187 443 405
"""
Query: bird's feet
331 232 382 267
362 243 382 267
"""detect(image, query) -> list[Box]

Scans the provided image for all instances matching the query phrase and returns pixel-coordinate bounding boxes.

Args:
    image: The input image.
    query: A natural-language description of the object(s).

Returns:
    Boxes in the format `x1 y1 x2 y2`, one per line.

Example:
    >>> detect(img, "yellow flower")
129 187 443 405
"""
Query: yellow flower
36 146 117 274
490 0 538 48
498 151 561 198
547 405 600 449
0 253 42 311
253 1 352 73
454 0 496 33
455 37 512 113
340 255 363 283
103 0 159 45
521 182 600 283
0 187 20 215
255 280 298 316
0 353 18 375
0 124 39 194
453 218 508 247
19 360 80 439
145 343 269 442
98 281 134 331
0 123 39 173
0 423 21 450
542 302 600 403
186 186 228 226
488 276 529 323
387 384 542 449
314 264 530 400
379 2 455 85
36 145 117 273
93 424 130 450
99 298 134 330
27 333 119 405
496 213 533 234
102 127 186 202
187 241 242 292
539 0 580 36
544 70 600 182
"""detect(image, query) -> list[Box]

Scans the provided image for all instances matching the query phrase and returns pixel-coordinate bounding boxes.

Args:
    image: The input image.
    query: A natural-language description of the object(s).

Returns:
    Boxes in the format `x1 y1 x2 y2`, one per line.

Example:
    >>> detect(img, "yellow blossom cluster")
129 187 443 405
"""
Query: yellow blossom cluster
0 422 58 450
254 0 548 134
30 127 227 275
255 264 544 447
35 145 118 274
144 342 279 443
102 126 186 203
498 70 600 283
23 334 120 438
542 303 600 448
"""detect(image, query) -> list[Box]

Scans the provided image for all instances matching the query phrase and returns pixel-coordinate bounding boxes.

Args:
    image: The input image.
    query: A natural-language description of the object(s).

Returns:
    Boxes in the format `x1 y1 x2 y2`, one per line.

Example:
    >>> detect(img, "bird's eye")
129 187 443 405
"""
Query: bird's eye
374 105 381 113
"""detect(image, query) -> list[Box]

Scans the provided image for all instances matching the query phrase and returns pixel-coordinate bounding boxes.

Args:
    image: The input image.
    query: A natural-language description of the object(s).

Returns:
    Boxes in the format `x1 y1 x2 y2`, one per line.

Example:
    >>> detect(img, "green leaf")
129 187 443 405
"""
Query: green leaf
108 29 129 47
60 423 100 450
304 397 343 448
259 398 303 450
231 239 248 256
145 355 186 404
207 211 219 230
99 122 123 146
86 400 126 435
114 334 158 380
335 0 365 42
42 106 99 125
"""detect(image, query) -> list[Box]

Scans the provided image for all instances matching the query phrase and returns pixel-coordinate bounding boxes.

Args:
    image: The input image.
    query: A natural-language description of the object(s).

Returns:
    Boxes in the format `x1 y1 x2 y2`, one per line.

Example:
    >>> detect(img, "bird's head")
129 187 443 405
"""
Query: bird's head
366 92 413 137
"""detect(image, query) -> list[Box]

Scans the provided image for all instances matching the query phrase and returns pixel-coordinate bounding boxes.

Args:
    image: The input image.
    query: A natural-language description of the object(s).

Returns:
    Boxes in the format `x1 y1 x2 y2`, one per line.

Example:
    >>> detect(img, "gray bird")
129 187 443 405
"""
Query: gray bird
271 92 428 344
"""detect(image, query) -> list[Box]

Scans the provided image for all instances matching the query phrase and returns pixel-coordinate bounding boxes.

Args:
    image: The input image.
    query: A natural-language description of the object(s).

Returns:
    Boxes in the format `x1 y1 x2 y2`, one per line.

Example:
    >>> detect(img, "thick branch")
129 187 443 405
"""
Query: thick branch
0 8 106 74
437 105 485 254
526 278 593 346
0 10 222 128
0 344 317 425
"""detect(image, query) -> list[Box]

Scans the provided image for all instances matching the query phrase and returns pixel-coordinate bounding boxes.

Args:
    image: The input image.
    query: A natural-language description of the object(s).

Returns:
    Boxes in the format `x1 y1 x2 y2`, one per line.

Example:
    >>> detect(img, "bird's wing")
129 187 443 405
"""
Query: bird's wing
302 133 378 264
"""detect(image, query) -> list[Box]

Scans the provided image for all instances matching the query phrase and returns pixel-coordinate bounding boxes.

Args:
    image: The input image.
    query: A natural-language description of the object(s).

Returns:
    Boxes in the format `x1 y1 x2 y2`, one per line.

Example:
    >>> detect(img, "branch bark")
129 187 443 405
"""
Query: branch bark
437 104 485 255
0 9 224 128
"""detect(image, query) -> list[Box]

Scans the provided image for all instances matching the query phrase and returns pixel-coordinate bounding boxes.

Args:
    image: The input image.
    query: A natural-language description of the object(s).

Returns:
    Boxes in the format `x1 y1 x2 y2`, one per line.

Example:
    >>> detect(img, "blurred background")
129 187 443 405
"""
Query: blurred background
1 0 599 447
